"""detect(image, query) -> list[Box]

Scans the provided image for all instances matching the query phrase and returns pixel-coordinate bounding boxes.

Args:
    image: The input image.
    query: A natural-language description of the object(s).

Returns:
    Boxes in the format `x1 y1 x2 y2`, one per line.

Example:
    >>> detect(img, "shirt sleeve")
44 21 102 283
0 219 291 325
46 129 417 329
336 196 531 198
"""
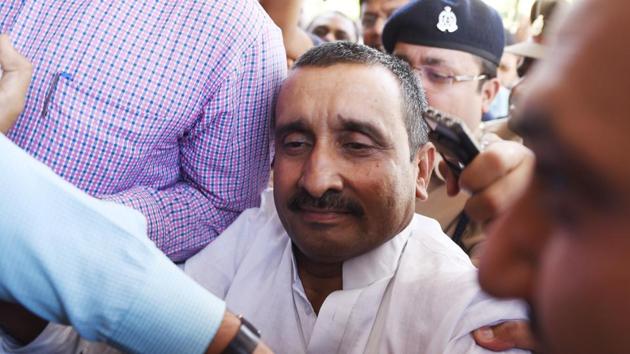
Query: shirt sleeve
103 11 287 262
0 134 226 354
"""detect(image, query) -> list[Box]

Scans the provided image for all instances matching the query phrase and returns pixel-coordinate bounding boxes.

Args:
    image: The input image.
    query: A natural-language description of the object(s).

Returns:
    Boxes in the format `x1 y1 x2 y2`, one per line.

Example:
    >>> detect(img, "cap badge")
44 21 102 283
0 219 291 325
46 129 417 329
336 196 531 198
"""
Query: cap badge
437 6 458 33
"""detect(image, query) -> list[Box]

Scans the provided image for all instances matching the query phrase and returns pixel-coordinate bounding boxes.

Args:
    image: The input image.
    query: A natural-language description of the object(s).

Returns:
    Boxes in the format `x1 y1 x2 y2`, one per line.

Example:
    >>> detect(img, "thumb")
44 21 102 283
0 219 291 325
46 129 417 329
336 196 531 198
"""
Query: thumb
0 33 32 133
473 321 539 352
0 34 31 74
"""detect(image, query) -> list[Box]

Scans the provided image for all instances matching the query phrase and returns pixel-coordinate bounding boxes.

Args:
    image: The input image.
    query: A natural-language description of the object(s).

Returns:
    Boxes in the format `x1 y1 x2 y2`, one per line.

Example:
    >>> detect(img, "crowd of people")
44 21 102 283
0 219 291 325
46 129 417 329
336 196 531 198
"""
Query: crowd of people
0 0 628 353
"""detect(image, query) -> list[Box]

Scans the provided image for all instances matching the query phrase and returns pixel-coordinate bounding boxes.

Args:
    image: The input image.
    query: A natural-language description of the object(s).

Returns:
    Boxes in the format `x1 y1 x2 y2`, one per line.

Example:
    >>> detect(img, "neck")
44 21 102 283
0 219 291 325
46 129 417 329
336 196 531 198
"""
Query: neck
293 246 343 315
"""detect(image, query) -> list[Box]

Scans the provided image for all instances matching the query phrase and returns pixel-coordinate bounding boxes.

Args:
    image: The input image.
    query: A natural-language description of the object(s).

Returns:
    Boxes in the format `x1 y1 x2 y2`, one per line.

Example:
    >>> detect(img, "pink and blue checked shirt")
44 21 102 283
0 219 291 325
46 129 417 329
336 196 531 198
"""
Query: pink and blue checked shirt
0 0 286 261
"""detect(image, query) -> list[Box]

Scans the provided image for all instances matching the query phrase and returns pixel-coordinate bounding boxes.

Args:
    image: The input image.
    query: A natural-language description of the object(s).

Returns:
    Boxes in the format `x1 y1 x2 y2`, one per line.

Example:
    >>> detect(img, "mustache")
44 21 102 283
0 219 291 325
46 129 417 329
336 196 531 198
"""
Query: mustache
288 189 364 216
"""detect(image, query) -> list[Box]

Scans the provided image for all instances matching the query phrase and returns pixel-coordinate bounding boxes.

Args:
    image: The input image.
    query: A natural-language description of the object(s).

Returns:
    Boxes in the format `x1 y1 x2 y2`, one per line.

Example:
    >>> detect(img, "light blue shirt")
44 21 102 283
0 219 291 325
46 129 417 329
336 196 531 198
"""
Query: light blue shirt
0 133 226 353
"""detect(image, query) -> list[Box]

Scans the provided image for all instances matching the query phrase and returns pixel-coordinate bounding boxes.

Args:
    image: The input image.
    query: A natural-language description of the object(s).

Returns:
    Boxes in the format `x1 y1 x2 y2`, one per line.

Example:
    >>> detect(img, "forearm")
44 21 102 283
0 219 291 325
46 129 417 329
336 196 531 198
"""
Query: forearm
0 134 226 353
260 0 312 60
101 182 240 261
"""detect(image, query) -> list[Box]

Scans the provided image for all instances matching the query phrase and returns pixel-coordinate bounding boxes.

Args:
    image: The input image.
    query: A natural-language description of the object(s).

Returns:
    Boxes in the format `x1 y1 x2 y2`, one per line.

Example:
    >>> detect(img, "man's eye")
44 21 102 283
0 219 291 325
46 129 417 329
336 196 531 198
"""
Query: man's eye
344 142 372 152
361 15 377 28
313 27 329 38
283 141 307 149
425 69 452 84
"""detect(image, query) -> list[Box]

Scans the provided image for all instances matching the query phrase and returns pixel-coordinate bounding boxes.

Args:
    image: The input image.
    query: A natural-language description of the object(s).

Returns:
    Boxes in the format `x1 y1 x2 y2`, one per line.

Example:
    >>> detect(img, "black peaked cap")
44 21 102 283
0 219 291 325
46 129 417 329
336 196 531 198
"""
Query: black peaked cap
383 0 505 66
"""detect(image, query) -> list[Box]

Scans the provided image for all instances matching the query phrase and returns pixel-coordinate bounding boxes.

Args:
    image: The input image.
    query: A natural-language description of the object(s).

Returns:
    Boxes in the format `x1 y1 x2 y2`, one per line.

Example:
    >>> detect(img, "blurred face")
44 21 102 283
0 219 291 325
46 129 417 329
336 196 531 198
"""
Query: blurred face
273 64 433 264
498 53 521 89
479 1 630 353
393 43 499 131
360 0 409 51
307 12 358 43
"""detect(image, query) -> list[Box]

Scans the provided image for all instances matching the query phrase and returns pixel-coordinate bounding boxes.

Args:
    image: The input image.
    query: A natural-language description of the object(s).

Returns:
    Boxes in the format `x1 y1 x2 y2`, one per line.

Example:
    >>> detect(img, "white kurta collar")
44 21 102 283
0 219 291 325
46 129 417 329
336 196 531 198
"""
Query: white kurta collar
287 217 414 292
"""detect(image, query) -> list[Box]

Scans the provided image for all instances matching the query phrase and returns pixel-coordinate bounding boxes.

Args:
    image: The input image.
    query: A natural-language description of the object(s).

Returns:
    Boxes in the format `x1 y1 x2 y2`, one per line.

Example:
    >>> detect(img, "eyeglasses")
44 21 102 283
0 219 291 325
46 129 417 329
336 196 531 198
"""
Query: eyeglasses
412 66 487 87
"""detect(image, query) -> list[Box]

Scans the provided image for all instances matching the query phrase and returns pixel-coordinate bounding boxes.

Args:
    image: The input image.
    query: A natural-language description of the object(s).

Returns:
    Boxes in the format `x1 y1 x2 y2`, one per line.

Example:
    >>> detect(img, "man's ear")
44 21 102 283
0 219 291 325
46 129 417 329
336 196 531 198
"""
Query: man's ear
415 143 436 201
481 77 501 113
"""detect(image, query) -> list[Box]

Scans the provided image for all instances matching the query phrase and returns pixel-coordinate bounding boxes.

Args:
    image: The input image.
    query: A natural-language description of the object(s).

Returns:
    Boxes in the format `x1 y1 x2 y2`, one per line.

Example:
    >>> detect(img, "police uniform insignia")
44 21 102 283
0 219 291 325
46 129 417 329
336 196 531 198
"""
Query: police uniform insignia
437 6 458 33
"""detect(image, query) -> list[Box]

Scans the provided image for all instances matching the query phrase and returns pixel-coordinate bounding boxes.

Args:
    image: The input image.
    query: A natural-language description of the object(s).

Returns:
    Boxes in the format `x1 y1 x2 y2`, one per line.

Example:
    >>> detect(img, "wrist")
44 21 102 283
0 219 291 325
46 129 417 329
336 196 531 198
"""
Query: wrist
205 311 242 354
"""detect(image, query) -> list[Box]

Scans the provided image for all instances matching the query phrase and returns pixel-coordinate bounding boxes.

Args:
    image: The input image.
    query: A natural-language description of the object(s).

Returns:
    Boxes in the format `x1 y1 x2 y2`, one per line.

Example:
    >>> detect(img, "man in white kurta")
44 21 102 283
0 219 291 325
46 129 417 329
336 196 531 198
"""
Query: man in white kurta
185 190 526 354
0 42 530 354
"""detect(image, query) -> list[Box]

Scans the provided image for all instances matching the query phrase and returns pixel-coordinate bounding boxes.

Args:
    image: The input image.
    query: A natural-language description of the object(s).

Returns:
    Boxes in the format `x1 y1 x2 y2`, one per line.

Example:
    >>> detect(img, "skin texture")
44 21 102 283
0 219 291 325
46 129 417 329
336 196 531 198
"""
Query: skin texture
307 12 358 43
393 43 499 132
478 0 630 353
498 53 521 89
259 0 313 66
360 0 410 51
273 63 434 311
0 34 32 134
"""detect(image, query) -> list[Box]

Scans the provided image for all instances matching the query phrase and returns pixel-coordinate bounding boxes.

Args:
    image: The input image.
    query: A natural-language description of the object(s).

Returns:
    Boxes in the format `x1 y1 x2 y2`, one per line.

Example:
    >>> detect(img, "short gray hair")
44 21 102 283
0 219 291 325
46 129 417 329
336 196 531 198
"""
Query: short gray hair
294 42 429 158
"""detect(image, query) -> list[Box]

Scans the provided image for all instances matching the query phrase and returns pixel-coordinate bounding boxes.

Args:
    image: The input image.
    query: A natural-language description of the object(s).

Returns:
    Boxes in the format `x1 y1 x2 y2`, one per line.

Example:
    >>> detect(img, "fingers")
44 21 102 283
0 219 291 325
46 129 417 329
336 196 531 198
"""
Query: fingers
473 320 539 352
438 159 460 196
459 141 532 194
0 34 31 73
463 152 534 223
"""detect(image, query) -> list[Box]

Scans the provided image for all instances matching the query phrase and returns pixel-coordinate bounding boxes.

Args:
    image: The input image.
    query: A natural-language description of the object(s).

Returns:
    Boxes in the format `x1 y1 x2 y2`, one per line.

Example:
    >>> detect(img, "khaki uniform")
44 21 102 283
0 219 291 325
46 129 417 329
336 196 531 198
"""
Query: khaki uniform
416 118 521 266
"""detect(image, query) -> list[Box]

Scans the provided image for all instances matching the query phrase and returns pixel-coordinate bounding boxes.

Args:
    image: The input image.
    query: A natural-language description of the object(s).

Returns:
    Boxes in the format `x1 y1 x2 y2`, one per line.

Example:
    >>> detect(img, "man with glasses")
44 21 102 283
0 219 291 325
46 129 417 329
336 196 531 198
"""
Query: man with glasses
382 0 503 263
381 1 536 351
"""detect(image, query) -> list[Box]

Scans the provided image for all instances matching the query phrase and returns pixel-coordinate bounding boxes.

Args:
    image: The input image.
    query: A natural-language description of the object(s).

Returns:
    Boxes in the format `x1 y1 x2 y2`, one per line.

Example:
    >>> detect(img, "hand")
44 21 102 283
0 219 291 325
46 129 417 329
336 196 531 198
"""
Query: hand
473 320 539 352
440 139 534 225
0 33 32 134
205 311 274 354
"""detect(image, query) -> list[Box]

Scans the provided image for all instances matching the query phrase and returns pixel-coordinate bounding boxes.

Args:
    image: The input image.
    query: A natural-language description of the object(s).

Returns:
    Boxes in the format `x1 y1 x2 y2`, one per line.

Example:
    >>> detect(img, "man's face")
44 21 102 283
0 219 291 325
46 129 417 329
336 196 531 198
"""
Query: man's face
498 53 521 89
273 64 432 264
307 12 357 43
393 43 497 131
479 1 630 353
361 0 410 51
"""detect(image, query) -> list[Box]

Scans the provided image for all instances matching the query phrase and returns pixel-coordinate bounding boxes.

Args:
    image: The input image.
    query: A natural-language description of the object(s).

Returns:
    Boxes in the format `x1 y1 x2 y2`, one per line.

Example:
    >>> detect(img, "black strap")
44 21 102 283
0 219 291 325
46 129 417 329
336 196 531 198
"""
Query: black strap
451 211 469 252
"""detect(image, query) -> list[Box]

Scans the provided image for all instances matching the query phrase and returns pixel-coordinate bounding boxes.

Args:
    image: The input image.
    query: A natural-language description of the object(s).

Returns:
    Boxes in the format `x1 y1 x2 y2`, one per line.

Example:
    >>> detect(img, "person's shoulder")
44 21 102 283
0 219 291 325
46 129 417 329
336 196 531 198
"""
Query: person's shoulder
407 213 474 271
185 0 275 41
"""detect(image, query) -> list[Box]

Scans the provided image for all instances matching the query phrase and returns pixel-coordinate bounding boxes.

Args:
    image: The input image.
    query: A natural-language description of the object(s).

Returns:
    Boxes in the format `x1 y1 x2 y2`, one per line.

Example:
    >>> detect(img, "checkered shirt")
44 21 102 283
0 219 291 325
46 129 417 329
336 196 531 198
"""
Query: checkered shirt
0 0 286 261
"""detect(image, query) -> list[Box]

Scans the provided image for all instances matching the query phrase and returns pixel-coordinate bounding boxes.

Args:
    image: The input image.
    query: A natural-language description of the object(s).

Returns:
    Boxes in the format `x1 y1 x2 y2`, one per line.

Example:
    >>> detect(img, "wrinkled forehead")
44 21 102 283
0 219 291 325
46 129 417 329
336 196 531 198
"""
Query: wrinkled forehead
310 13 353 29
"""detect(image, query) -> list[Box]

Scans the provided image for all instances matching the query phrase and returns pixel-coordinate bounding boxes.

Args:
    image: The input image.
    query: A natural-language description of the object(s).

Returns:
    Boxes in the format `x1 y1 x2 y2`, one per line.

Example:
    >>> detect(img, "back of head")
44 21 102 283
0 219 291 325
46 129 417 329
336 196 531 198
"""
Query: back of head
294 42 429 154
382 0 505 66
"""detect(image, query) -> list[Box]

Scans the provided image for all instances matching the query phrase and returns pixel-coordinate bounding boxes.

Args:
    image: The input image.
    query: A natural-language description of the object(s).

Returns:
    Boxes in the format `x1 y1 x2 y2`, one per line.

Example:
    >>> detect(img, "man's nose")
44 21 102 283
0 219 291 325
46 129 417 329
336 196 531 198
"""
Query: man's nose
323 33 336 43
298 145 343 198
478 183 549 302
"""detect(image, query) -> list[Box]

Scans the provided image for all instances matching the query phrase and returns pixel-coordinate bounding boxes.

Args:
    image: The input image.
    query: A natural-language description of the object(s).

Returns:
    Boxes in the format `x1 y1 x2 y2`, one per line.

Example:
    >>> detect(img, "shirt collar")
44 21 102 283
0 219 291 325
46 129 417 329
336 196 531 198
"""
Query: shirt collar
341 219 414 290
288 218 415 291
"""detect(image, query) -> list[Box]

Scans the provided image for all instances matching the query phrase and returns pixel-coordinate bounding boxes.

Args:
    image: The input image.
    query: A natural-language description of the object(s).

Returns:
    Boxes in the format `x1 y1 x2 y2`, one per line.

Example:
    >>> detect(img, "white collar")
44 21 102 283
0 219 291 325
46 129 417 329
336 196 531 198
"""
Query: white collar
288 217 414 292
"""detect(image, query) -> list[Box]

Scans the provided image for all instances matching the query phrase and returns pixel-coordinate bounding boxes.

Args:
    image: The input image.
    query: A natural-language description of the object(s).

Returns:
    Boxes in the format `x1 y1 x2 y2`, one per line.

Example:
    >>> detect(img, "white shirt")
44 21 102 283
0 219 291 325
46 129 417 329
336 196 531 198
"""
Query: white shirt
185 190 528 354
3 190 527 354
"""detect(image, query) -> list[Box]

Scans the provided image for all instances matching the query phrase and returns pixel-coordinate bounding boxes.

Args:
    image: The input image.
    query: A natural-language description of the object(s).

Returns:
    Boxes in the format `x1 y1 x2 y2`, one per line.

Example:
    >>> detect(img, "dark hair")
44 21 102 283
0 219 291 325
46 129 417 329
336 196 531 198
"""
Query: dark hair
477 56 498 92
294 42 429 157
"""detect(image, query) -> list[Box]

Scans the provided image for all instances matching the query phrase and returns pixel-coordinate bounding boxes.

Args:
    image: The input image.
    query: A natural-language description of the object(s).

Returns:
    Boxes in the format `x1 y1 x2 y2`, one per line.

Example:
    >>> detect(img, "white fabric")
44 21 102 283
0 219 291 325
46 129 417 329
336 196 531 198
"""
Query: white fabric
7 190 528 354
185 190 528 354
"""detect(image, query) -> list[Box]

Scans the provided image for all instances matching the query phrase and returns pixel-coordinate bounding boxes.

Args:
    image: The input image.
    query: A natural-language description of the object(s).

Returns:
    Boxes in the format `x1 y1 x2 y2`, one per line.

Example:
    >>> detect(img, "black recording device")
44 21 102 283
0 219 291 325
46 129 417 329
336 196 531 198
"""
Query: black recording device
422 108 480 176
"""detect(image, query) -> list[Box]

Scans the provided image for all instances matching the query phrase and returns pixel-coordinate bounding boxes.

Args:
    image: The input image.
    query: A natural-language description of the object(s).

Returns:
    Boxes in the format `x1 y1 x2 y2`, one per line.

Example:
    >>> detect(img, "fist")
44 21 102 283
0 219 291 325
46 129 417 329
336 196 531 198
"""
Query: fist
0 34 32 134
